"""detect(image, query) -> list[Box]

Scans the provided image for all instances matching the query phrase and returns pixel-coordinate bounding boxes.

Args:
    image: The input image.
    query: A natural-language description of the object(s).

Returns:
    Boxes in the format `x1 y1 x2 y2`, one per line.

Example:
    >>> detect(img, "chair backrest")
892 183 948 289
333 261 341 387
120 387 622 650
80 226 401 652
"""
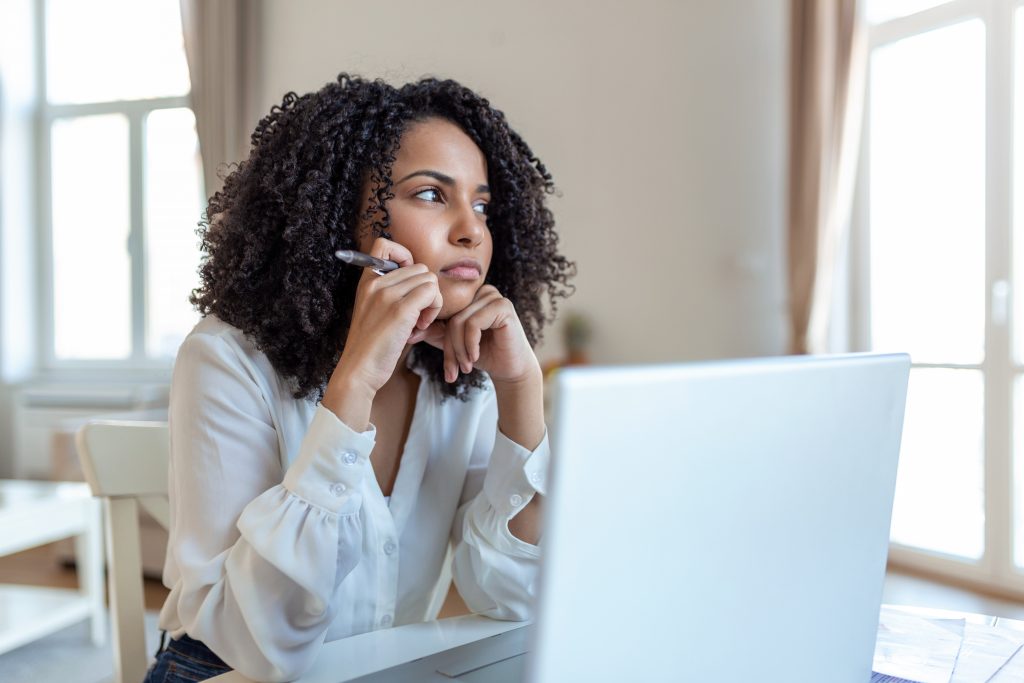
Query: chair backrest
76 419 170 683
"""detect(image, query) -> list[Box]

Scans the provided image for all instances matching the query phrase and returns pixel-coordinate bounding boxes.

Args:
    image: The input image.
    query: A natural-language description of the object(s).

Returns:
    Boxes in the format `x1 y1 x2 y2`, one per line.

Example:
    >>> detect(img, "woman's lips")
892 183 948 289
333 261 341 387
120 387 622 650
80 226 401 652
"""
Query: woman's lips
440 260 482 281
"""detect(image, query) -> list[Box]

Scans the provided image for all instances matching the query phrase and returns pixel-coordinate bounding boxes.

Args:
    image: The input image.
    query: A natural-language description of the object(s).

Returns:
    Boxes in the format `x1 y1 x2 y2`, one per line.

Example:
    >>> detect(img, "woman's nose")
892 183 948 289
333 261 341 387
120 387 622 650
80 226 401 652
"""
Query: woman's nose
450 203 485 246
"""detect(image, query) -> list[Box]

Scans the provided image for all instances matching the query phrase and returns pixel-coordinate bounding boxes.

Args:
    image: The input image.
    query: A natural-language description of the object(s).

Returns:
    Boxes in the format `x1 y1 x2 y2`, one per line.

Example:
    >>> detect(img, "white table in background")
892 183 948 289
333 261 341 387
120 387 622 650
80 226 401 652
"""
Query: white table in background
0 479 105 654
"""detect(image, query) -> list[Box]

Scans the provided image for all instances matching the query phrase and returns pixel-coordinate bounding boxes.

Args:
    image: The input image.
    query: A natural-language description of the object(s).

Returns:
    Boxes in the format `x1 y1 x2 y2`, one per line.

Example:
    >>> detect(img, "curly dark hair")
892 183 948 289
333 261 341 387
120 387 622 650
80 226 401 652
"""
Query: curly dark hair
190 74 575 401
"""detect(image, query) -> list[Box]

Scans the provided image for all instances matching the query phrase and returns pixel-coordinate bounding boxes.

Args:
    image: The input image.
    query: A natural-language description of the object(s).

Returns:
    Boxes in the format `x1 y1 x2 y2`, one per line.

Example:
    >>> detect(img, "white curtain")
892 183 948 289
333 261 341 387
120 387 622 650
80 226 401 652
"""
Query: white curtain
787 0 867 354
179 0 261 199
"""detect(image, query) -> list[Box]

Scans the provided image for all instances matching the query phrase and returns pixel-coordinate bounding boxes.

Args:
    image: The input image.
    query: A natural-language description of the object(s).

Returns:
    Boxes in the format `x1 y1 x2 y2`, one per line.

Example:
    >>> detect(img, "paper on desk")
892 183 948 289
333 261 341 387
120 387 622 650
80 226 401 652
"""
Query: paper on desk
949 621 1024 683
873 611 964 683
987 637 1024 683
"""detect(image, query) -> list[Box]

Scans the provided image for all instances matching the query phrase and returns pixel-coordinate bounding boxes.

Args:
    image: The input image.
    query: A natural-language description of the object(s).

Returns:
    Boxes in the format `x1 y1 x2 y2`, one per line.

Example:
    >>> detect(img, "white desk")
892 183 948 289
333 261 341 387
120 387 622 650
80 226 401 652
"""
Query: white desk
0 479 105 654
208 616 522 683
207 605 1024 683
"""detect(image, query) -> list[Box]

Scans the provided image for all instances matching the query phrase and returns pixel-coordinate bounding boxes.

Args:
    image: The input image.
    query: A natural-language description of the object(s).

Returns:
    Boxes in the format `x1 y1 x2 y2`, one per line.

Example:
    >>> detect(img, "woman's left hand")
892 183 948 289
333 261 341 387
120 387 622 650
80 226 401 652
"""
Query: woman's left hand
408 285 540 385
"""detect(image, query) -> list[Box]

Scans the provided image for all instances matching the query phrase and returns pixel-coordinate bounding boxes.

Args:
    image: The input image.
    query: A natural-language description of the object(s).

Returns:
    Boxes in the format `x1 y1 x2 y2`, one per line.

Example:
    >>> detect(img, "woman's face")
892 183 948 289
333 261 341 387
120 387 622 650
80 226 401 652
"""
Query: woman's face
358 117 493 320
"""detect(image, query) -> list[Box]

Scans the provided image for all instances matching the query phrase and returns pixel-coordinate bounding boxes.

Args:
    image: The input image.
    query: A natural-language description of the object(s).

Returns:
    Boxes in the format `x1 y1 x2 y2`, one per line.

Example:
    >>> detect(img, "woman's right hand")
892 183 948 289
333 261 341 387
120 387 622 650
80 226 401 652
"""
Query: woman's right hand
322 238 442 428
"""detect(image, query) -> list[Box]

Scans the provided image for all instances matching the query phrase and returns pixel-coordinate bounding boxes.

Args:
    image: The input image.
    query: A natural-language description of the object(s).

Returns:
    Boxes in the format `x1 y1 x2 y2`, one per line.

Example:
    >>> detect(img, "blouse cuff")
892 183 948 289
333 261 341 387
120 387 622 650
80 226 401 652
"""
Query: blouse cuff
482 428 550 518
282 404 376 514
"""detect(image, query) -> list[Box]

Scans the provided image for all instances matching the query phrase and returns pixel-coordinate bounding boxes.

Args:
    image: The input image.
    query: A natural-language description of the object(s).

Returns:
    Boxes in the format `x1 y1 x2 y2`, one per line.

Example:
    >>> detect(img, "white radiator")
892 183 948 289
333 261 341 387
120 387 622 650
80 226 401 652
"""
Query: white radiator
12 383 169 480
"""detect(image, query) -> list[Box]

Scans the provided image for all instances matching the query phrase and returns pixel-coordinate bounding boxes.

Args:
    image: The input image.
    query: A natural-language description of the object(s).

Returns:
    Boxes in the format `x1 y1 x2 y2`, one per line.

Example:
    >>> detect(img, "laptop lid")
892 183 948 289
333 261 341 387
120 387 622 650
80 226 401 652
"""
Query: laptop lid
528 353 910 683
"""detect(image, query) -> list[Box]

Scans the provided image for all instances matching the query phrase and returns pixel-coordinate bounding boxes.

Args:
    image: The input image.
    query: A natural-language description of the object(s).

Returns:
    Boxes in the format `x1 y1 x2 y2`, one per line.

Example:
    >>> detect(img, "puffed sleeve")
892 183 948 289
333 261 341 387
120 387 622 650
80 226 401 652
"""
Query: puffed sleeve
450 427 549 620
164 331 374 682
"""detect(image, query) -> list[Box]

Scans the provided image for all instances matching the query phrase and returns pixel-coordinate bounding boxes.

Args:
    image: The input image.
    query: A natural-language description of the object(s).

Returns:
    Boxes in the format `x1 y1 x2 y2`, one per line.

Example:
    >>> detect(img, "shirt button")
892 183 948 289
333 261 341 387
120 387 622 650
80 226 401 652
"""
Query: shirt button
380 614 393 627
383 540 397 555
341 450 358 465
330 483 347 497
510 493 524 507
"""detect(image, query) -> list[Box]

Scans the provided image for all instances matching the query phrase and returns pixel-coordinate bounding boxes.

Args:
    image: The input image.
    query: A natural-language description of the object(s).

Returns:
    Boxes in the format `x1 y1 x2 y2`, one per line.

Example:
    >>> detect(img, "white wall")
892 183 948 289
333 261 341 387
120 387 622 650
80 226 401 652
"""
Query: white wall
257 0 789 366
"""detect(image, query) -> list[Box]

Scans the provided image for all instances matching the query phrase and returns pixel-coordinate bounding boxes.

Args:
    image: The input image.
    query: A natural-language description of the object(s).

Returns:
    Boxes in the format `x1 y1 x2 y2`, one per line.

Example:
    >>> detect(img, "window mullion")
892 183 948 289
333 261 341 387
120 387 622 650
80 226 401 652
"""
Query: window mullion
46 96 189 119
870 0 989 48
985 0 1014 580
128 111 146 362
34 0 56 371
850 70 871 353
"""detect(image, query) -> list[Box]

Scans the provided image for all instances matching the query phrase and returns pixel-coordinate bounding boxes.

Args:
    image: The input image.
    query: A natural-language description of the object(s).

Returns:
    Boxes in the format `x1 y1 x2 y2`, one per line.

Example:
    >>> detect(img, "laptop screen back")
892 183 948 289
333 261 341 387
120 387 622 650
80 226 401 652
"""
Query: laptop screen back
528 353 910 683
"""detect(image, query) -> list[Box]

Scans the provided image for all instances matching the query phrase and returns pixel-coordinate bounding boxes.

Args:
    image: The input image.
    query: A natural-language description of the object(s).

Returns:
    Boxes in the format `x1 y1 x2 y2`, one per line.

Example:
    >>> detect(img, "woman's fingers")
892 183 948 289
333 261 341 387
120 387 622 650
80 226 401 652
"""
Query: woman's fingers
414 285 527 384
408 320 446 347
446 312 469 376
446 287 505 376
356 237 415 288
462 301 505 365
447 299 481 374
339 237 447 393
471 289 506 354
368 236 415 268
367 265 436 302
466 318 485 365
415 284 443 330
443 325 457 383
356 264 441 342
392 273 442 326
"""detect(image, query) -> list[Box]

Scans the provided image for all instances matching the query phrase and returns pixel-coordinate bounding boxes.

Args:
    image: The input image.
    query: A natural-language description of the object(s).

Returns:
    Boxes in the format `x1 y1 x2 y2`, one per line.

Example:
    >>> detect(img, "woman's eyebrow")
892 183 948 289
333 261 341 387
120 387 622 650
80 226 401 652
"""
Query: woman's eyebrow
396 169 490 194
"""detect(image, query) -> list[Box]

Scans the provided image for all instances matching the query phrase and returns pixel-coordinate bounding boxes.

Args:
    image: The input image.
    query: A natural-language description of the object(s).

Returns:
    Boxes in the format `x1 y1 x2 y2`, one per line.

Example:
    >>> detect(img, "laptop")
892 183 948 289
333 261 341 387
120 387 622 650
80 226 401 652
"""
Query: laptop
354 353 910 683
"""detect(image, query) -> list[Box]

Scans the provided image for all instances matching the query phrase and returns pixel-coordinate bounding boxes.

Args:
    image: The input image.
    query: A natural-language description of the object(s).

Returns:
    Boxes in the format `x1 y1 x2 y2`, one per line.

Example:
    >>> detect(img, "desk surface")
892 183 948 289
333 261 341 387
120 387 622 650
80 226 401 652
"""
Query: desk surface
207 604 1024 683
208 615 521 683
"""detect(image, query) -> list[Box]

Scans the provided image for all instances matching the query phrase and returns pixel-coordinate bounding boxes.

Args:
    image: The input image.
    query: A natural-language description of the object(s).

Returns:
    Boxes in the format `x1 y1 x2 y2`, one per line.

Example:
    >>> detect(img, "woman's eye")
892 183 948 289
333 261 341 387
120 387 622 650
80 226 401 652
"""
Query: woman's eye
473 202 488 215
414 188 442 203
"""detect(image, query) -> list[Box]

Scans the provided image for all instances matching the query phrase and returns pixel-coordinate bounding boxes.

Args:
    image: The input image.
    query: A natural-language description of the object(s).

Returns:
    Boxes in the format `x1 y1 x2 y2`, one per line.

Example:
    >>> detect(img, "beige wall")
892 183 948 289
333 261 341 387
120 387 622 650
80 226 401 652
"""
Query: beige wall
256 0 789 364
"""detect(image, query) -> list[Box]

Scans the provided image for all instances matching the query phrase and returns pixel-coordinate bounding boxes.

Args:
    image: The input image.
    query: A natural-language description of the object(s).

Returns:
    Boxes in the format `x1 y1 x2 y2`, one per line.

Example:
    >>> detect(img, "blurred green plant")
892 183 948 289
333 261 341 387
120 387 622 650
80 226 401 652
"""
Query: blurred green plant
563 312 592 363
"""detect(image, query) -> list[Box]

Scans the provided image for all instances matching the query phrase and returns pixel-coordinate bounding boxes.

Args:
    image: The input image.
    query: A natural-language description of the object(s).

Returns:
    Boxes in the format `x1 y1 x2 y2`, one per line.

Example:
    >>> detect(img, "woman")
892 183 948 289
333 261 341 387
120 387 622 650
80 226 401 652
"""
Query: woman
145 74 574 682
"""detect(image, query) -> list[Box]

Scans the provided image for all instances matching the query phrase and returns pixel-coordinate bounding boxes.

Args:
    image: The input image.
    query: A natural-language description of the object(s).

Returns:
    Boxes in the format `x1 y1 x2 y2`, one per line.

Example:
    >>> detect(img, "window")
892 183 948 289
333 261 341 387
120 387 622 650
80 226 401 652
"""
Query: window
40 0 204 368
858 0 1024 593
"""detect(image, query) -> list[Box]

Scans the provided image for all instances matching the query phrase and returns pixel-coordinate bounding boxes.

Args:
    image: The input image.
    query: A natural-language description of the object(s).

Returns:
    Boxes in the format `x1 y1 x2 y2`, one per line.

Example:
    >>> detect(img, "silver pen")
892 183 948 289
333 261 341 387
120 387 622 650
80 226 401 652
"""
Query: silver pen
334 249 400 275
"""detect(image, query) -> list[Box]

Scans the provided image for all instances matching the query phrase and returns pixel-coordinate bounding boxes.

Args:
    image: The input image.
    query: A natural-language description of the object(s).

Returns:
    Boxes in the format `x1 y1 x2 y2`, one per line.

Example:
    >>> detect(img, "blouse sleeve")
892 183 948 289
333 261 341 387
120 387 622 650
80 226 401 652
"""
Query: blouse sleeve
164 331 375 682
450 425 550 620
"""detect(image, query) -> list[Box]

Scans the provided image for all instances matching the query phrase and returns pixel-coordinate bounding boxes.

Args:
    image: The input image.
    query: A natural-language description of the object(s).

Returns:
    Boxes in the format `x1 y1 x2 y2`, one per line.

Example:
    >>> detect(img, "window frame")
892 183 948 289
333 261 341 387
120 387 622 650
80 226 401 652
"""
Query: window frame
853 0 1024 595
34 0 195 375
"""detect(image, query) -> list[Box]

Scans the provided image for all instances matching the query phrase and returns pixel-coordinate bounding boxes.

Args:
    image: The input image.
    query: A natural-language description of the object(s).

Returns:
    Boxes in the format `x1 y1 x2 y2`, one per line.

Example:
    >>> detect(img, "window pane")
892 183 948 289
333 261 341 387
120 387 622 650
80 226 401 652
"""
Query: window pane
868 21 985 364
51 115 131 360
144 108 203 360
865 0 956 25
889 368 984 559
46 0 190 104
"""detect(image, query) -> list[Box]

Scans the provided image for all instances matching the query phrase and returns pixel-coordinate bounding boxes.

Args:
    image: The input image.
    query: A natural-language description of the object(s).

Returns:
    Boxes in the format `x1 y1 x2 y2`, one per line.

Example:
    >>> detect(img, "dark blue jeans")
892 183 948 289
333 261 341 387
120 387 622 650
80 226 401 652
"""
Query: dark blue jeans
144 632 232 682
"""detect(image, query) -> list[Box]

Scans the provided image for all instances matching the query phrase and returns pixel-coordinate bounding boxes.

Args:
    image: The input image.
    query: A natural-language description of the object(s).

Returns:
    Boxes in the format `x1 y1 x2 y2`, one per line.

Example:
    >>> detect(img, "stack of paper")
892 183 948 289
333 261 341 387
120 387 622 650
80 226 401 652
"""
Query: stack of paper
872 608 1024 683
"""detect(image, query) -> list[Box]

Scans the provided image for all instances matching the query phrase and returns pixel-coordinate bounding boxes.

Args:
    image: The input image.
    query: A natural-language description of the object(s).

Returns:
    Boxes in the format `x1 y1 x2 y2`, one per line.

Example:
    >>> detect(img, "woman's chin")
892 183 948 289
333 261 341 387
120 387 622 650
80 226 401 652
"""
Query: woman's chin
436 290 479 320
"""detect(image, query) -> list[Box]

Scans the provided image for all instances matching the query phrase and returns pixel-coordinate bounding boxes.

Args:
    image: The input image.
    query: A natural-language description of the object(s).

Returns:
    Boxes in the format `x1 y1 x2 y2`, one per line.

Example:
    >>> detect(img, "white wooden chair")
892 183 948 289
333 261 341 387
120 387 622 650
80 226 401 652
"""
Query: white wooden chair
76 419 170 683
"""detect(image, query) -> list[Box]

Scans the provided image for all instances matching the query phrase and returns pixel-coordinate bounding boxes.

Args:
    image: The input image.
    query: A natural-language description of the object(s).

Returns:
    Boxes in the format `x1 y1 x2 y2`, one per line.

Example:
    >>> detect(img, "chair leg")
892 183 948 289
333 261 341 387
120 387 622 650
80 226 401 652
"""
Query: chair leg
105 497 150 683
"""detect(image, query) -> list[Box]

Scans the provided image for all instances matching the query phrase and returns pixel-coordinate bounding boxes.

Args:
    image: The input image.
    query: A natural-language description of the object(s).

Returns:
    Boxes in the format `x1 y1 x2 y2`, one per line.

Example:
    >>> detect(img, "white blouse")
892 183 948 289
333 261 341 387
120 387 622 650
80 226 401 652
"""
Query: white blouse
157 315 549 682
